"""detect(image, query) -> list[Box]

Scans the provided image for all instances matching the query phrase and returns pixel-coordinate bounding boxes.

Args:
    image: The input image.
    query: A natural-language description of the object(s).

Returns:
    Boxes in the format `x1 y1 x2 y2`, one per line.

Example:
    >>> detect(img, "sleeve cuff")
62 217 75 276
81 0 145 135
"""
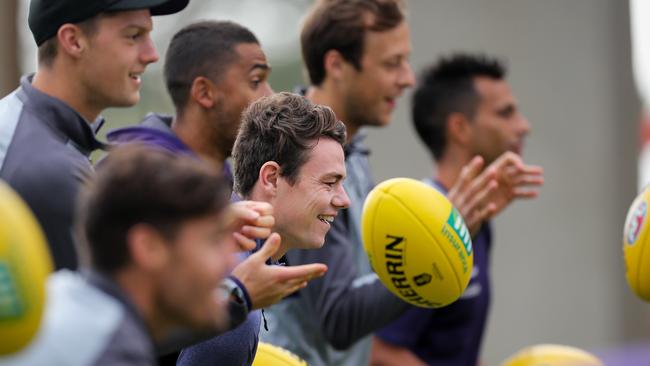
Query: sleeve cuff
227 275 253 312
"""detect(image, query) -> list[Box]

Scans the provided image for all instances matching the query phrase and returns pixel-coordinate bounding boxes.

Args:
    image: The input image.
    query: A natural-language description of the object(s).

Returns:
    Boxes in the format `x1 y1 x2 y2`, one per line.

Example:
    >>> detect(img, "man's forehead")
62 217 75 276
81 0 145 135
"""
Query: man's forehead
100 9 154 30
475 78 516 107
362 21 411 58
304 139 346 170
234 43 268 67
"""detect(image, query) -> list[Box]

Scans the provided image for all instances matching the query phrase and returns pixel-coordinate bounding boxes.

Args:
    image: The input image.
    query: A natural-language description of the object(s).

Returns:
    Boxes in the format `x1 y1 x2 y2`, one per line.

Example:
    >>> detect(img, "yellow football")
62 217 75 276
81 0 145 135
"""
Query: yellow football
0 181 53 355
623 185 650 301
361 178 473 308
252 342 307 366
501 344 603 366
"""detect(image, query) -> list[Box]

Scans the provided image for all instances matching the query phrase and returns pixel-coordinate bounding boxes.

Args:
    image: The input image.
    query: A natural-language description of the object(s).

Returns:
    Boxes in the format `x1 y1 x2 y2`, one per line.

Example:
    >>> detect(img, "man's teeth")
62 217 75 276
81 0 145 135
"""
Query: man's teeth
318 215 334 223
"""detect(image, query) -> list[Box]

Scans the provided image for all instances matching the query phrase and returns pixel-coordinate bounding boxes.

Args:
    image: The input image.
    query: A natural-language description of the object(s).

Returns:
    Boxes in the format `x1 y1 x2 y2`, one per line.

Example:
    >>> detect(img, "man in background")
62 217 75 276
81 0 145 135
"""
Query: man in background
371 53 544 366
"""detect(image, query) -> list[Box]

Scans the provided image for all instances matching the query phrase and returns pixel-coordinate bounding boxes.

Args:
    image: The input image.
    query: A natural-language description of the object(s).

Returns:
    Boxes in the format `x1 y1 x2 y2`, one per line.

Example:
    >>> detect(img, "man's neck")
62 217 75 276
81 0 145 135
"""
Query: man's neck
114 270 171 343
306 85 360 142
172 110 226 172
435 148 475 190
246 189 289 261
32 68 100 122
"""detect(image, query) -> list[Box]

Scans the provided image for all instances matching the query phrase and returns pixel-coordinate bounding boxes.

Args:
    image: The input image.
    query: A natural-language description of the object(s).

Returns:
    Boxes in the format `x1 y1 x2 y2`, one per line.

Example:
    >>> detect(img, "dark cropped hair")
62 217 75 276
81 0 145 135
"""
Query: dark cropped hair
77 145 230 274
412 53 506 160
164 20 259 112
301 0 405 86
232 92 346 197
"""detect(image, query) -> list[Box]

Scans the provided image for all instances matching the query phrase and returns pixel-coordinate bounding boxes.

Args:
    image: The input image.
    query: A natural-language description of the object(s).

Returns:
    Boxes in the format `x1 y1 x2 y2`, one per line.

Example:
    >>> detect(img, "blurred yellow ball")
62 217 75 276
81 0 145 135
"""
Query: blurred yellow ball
623 185 650 301
252 342 307 366
0 181 52 355
501 344 603 366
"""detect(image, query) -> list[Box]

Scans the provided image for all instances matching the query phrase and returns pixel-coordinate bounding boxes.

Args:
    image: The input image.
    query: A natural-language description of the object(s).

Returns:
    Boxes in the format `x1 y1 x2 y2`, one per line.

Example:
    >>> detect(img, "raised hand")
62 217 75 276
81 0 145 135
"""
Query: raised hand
448 152 544 237
229 200 275 251
483 151 544 217
448 156 499 237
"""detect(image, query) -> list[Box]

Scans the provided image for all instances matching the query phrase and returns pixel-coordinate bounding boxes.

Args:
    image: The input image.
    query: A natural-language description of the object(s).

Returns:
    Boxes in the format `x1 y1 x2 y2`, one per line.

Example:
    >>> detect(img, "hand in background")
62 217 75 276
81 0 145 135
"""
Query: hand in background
483 151 544 218
448 153 544 237
448 156 498 237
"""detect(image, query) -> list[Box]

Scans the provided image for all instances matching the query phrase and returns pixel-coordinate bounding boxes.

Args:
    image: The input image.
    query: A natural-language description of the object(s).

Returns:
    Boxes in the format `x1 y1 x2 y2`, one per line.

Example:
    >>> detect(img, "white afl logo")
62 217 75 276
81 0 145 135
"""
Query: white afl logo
627 201 647 245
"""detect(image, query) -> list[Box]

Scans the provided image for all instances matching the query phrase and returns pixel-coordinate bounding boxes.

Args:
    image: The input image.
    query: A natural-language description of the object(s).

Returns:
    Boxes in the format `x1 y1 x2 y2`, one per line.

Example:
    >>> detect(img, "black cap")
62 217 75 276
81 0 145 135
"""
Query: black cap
29 0 190 46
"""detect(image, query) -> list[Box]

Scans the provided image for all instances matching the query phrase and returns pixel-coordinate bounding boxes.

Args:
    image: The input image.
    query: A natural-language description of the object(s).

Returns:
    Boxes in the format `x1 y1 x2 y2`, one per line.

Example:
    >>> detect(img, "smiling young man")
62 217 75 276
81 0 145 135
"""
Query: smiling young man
231 92 350 259
173 92 350 366
0 0 188 271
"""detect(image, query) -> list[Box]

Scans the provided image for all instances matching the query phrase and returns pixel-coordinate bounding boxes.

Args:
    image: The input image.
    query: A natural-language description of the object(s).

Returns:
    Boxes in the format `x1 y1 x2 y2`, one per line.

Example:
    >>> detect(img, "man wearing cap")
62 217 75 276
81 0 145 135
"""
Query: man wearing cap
0 0 188 271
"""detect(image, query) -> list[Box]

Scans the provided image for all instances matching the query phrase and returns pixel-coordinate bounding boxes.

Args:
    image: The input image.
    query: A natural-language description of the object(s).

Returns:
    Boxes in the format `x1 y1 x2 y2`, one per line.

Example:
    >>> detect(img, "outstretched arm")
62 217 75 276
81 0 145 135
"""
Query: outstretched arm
231 233 327 309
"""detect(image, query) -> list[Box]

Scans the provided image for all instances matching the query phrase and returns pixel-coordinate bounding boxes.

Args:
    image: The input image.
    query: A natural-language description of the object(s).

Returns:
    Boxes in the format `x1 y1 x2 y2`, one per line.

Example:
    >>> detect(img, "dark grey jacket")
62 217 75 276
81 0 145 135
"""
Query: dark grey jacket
0 75 104 270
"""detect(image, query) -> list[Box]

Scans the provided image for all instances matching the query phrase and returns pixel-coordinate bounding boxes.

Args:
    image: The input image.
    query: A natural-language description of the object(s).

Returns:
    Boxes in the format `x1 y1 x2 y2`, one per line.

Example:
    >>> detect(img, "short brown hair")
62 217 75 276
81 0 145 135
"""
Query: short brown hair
232 92 346 197
77 145 230 274
301 0 405 86
37 15 101 67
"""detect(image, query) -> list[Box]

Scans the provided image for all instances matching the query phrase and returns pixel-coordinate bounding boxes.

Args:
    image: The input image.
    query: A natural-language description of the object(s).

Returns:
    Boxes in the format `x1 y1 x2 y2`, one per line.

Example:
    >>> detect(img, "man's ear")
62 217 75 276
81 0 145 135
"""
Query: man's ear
190 76 218 109
126 224 170 271
56 24 88 59
258 161 281 196
447 112 473 146
323 49 347 82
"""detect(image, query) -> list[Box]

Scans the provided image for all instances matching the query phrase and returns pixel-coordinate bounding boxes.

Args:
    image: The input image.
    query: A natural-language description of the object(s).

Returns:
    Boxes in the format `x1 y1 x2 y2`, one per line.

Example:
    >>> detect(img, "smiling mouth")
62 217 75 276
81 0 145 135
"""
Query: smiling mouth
129 73 141 82
318 215 335 224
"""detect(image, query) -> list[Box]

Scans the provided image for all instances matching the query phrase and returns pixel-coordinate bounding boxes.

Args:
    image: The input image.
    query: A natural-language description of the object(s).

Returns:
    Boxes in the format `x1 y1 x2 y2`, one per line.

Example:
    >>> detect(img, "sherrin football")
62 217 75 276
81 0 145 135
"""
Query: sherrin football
0 181 53 355
501 344 603 366
361 178 473 308
252 342 307 366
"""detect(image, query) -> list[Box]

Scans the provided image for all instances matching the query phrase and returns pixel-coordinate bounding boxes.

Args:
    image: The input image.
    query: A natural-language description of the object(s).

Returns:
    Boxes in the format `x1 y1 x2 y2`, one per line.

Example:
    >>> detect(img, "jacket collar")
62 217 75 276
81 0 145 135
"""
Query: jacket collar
18 74 106 155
